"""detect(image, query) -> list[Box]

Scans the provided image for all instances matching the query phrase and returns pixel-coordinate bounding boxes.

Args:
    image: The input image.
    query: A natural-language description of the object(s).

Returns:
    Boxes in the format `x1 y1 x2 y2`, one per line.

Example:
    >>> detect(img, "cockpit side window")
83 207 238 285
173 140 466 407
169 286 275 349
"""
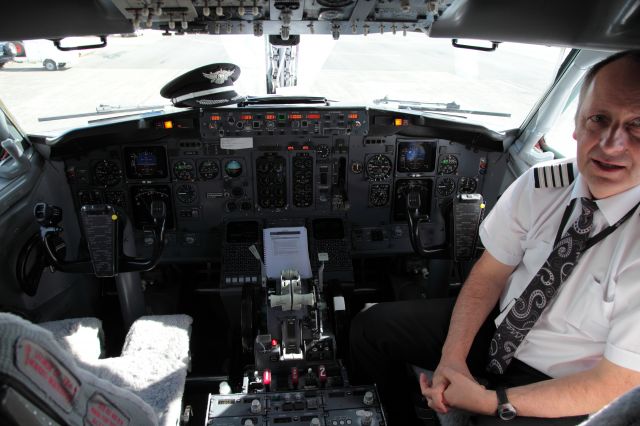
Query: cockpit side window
541 81 581 158
0 103 31 182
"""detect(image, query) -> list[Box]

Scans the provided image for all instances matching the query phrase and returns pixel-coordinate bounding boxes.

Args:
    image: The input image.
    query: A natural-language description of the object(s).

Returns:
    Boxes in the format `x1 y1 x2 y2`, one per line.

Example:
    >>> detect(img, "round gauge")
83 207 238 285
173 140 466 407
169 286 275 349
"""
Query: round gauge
93 160 122 187
174 160 195 181
459 177 478 193
176 184 197 204
438 154 459 174
366 154 392 181
369 184 390 207
199 160 219 180
224 160 243 177
316 144 330 159
351 161 363 174
436 177 456 197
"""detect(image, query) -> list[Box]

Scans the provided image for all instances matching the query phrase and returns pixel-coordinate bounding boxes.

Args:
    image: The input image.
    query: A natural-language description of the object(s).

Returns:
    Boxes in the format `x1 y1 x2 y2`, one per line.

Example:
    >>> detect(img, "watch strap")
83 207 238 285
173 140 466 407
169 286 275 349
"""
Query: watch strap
496 387 517 420
496 387 509 405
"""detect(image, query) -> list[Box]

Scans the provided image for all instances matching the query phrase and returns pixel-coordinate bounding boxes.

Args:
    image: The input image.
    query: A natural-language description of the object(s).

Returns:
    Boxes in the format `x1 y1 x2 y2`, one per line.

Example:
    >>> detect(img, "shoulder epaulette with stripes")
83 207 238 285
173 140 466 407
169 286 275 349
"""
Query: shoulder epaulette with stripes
533 163 575 189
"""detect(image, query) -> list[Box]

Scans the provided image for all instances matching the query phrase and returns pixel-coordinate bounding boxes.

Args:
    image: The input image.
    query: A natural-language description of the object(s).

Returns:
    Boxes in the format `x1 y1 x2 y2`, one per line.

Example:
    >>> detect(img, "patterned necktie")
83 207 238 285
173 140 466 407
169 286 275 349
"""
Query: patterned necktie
487 197 598 374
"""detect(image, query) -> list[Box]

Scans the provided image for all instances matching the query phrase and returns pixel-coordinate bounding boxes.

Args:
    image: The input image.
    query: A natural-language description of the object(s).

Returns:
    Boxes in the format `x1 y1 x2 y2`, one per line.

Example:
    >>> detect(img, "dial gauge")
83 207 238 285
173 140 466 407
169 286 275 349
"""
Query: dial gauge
174 160 195 181
366 154 392 181
369 184 390 207
199 160 219 180
224 160 243 177
176 184 197 204
316 144 330 159
438 154 458 174
436 177 456 197
93 160 122 187
459 177 478 193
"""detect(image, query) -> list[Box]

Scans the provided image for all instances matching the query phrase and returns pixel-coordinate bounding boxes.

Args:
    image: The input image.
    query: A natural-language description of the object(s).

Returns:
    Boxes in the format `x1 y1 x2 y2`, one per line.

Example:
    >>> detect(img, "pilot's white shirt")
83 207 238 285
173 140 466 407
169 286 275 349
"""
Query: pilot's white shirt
479 158 640 378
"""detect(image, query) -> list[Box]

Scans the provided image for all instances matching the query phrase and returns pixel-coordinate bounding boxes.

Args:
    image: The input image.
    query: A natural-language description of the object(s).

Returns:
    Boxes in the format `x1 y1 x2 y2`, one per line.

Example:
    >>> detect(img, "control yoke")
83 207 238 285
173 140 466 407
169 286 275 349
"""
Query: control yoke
34 202 167 277
405 188 485 260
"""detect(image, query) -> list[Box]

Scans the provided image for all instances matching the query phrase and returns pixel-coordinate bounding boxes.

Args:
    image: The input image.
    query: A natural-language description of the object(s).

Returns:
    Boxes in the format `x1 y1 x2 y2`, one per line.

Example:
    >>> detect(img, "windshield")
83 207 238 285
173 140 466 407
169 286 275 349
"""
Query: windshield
0 32 566 136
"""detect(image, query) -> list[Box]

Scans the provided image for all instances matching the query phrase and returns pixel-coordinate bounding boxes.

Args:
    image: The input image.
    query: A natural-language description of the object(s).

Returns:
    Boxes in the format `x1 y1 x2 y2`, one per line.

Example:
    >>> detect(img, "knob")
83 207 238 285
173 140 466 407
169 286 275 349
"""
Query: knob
356 410 373 426
310 418 321 426
218 381 231 395
363 391 375 406
244 420 254 426
250 398 261 414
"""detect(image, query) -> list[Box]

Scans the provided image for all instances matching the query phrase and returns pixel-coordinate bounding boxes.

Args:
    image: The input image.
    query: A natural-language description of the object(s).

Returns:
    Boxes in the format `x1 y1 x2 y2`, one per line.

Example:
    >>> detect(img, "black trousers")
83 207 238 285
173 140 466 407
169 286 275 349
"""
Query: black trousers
349 298 588 426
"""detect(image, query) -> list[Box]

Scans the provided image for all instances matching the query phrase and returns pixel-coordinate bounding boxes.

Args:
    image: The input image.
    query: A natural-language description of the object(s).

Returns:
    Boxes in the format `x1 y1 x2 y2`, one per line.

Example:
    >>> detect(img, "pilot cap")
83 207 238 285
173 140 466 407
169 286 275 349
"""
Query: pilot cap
160 63 245 107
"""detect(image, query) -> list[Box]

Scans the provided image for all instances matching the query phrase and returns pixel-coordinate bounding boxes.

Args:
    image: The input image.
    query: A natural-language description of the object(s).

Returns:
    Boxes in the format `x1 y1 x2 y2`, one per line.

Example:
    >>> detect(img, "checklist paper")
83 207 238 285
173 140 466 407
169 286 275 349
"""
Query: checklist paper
263 227 313 279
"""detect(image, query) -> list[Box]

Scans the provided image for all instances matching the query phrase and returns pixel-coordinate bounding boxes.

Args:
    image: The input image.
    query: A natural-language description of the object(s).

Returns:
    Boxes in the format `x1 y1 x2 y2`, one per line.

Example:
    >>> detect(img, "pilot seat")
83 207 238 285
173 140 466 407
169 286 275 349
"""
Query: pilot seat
0 312 192 426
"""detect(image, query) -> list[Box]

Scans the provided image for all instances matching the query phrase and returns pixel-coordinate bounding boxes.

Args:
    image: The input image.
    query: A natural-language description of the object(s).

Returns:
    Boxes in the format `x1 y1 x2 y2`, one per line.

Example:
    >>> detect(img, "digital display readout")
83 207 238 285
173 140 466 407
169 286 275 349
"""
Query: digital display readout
396 140 437 173
124 146 168 179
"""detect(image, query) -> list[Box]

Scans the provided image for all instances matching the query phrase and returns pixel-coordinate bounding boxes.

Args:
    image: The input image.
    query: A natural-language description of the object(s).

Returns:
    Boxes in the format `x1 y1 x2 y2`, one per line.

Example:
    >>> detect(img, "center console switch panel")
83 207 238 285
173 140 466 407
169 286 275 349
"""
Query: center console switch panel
205 386 385 426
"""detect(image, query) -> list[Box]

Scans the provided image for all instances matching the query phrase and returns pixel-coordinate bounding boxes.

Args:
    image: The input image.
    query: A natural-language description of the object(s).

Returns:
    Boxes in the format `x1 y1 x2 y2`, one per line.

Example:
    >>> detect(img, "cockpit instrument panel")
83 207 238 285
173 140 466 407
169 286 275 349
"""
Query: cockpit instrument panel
396 140 437 173
60 107 498 261
124 146 168 179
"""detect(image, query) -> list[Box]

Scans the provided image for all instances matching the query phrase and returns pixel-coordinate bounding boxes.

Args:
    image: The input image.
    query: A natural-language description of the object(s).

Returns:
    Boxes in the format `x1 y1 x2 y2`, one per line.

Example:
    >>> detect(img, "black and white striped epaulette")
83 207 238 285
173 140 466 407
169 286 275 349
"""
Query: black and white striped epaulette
533 162 575 189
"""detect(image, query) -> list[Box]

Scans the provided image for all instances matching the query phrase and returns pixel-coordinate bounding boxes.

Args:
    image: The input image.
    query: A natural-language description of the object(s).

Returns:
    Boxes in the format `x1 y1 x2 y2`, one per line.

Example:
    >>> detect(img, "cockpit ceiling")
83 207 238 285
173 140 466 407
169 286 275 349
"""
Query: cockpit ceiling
1 0 640 48
431 0 640 50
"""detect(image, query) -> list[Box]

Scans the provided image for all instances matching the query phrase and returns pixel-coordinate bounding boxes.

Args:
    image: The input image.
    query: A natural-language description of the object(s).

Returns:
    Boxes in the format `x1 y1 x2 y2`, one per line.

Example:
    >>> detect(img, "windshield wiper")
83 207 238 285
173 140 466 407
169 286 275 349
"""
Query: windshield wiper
238 96 330 107
38 104 167 122
373 96 511 118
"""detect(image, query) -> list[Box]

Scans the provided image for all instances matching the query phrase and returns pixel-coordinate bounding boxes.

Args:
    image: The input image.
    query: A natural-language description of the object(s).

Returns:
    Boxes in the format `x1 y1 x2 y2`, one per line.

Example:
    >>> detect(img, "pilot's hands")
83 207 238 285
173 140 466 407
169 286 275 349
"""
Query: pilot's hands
419 360 474 414
439 366 497 416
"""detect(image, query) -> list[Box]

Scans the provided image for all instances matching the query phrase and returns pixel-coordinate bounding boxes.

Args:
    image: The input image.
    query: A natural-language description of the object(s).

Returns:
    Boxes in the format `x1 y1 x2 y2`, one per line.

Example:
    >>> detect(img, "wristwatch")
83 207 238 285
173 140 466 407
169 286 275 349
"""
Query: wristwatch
496 387 517 420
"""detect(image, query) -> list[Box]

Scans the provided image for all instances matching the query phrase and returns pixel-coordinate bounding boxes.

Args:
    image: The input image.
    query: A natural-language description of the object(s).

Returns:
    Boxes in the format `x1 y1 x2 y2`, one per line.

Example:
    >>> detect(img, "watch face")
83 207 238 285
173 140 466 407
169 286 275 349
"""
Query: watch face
498 404 517 420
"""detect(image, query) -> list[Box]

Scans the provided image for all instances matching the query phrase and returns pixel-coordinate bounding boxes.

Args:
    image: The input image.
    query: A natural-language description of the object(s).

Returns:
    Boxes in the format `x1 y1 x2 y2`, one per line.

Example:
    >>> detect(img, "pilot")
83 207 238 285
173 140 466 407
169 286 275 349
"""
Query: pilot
350 49 640 425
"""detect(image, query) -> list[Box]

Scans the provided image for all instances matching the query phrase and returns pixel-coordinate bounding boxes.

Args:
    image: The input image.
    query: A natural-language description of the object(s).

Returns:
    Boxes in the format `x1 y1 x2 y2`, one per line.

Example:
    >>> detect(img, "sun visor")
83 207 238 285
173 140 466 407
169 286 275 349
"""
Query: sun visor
160 63 245 108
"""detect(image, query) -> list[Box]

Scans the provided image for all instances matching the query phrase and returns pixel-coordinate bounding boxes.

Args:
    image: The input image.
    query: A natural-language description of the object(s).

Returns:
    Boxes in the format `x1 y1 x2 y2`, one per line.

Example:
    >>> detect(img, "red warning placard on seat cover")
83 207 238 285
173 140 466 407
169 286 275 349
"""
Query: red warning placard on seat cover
15 337 80 413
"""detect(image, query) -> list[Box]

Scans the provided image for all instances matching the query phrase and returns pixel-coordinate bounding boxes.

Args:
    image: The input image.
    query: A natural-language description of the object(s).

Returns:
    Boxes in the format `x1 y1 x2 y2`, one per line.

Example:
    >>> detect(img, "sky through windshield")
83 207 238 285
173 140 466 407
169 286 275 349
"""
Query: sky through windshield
0 32 565 136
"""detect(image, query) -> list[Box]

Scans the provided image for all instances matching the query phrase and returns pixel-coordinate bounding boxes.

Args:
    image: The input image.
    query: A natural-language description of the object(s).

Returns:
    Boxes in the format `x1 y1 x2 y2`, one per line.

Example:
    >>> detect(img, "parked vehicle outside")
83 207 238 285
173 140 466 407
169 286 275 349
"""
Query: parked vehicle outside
12 39 80 70
0 42 17 68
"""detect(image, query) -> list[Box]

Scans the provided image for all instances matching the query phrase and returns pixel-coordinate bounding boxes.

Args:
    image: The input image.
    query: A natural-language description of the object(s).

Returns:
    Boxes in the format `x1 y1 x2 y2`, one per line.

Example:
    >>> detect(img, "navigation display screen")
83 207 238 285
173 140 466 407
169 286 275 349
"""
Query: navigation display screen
124 146 168 179
396 140 437 173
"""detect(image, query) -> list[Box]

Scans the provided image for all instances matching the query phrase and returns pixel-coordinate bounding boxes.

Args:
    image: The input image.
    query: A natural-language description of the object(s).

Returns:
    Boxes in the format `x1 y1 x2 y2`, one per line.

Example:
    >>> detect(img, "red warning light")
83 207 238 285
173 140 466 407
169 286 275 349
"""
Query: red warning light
263 369 272 386
271 339 278 347
306 113 321 120
210 115 221 121
289 114 303 120
265 114 276 120
240 114 253 120
348 113 359 119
